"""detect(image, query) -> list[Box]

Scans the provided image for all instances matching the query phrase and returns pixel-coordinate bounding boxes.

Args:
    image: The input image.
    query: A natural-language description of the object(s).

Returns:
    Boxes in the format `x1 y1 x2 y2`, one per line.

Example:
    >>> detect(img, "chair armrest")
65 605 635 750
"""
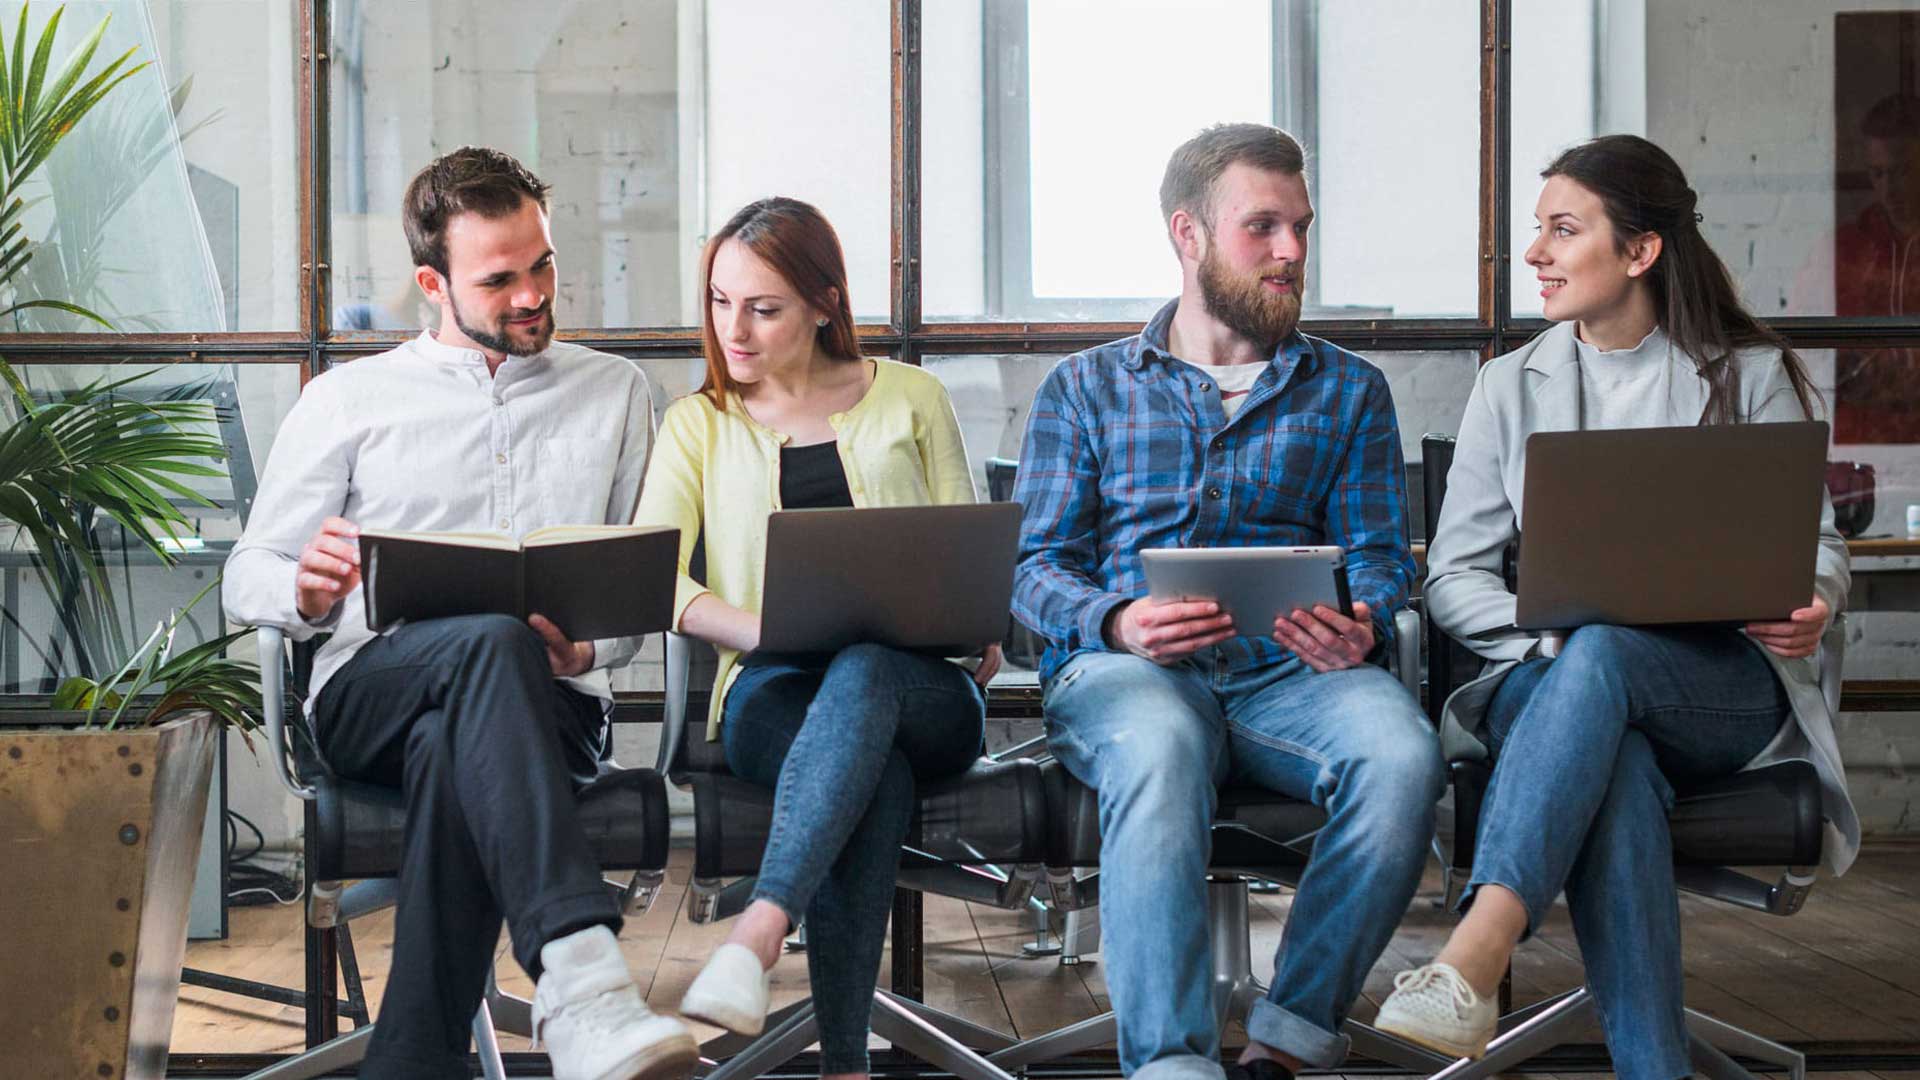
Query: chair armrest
1392 605 1420 697
659 630 690 775
256 626 317 802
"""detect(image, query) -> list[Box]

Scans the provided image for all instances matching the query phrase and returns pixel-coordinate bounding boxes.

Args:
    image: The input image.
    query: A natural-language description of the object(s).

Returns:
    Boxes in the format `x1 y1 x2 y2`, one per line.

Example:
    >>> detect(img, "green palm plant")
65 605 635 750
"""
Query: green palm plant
0 4 258 732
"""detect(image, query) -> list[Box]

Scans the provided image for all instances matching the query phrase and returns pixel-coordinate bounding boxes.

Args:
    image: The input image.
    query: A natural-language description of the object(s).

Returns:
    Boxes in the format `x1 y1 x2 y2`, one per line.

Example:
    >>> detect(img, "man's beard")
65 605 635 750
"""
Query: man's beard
1197 241 1304 349
449 290 554 357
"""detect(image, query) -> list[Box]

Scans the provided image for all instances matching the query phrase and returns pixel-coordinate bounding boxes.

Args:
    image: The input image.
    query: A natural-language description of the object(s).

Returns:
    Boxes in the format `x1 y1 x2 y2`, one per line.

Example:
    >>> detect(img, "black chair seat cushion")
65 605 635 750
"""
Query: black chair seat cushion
688 756 1048 879
310 766 672 881
1040 760 1326 872
1449 759 1823 871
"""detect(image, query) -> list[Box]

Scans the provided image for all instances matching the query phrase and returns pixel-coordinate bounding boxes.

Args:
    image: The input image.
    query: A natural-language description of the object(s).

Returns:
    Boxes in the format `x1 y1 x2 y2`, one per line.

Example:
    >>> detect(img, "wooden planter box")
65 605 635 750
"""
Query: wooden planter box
0 711 217 1079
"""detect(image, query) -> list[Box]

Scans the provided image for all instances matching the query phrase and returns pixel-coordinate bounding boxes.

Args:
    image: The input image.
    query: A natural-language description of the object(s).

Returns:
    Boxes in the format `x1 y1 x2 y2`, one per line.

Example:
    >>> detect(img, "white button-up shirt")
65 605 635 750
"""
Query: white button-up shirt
224 331 655 707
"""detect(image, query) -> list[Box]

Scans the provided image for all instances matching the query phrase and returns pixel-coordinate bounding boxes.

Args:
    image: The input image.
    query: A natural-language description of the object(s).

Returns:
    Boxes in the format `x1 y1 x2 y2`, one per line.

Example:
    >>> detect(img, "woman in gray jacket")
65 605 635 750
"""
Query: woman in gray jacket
1373 135 1857 1077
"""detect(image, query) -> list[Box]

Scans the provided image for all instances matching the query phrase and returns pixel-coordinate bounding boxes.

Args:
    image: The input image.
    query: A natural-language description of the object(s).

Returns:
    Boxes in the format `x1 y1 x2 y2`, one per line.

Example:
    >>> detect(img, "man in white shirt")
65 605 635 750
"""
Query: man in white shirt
224 147 694 1080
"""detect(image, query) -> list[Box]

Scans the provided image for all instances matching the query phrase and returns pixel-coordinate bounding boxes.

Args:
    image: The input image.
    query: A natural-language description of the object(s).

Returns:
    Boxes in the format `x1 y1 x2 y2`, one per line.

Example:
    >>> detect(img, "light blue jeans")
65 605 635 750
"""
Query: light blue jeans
723 644 986 1075
1043 647 1442 1078
1466 624 1790 1080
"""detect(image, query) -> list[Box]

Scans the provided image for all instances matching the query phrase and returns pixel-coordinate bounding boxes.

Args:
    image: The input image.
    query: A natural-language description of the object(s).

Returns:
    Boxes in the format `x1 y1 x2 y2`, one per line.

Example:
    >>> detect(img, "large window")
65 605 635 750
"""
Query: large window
0 0 301 332
326 0 893 333
925 0 1480 322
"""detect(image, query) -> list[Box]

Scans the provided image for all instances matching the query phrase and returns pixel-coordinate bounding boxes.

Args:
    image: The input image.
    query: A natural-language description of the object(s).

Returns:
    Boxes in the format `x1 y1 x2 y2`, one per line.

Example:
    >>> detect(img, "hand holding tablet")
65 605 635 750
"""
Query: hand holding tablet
1139 545 1373 671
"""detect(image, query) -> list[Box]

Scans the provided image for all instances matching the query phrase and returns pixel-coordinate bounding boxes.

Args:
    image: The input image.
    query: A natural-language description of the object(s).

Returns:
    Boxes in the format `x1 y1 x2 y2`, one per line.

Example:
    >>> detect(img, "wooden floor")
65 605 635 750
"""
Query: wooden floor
172 844 1920 1076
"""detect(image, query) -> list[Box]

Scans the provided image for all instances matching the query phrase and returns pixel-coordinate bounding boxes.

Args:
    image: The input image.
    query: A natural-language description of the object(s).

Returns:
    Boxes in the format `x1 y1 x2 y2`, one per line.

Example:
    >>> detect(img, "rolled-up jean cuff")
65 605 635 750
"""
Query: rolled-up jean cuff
747 883 804 933
513 884 624 978
1245 998 1348 1068
1132 1052 1226 1080
1454 874 1545 943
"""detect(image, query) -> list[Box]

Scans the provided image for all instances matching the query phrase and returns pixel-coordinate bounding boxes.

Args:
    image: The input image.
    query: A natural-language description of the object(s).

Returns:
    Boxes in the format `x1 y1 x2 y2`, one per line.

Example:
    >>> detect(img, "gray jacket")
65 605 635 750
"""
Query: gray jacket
1423 321 1858 875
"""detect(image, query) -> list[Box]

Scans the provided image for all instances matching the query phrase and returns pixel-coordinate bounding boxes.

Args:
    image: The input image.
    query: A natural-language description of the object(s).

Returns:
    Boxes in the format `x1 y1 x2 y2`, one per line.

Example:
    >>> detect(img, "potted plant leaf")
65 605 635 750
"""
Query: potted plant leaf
0 7 261 1078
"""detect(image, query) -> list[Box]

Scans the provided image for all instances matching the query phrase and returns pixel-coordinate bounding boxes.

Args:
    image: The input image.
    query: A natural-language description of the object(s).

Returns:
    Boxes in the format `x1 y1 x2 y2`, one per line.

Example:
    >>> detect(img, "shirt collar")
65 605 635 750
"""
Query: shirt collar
408 329 551 375
1124 297 1314 376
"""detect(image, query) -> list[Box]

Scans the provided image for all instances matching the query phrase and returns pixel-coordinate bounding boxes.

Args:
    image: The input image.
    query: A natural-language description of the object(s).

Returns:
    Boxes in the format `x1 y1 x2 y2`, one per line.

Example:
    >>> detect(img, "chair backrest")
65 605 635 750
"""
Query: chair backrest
984 457 1019 503
1419 433 1488 725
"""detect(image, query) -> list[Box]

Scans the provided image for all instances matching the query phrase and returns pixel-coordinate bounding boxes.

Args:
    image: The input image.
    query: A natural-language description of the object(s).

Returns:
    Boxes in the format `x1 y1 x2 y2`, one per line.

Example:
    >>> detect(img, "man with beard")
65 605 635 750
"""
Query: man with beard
1011 123 1438 1080
225 147 696 1080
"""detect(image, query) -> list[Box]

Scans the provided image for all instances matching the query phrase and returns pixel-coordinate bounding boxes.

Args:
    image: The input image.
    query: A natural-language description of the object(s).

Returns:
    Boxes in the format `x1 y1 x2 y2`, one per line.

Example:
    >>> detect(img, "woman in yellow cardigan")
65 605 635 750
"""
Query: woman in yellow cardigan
636 197 997 1079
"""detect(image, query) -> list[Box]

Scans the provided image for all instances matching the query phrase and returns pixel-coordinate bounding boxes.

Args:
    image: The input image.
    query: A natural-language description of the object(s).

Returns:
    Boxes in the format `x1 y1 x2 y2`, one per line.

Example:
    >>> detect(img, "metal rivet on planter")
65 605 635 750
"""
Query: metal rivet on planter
97 1064 113 1077
108 952 125 967
115 898 130 912
116 745 129 757
119 825 139 845
6 746 18 759
104 1006 120 1022
128 763 143 777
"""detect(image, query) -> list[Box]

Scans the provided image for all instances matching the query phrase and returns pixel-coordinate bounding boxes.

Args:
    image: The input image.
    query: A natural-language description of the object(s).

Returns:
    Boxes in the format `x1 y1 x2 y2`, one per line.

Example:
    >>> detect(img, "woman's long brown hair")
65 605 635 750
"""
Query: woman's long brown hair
698 197 861 409
1543 135 1820 424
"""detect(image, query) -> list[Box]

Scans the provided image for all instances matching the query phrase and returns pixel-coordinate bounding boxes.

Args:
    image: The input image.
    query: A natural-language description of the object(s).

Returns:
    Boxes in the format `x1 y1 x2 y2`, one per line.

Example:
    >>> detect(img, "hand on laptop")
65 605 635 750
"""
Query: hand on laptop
971 644 1003 687
1272 601 1375 673
529 613 595 677
1106 598 1237 664
1744 594 1830 660
295 516 362 621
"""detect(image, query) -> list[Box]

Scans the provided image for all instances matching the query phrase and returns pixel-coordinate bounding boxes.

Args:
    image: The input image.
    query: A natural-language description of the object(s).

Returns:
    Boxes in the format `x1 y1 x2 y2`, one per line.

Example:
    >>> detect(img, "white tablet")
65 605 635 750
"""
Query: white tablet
1140 546 1352 635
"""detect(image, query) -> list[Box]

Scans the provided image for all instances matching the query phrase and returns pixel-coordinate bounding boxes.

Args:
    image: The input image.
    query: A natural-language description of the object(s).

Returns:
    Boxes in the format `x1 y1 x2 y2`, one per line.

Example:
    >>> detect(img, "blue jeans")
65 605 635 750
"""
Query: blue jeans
1044 648 1442 1078
1465 624 1790 1080
722 644 985 1075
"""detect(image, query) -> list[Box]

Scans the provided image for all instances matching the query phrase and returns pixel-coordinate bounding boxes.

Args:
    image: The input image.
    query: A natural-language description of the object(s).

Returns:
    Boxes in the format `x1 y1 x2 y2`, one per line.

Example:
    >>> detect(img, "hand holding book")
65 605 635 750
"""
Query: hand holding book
296 516 364 621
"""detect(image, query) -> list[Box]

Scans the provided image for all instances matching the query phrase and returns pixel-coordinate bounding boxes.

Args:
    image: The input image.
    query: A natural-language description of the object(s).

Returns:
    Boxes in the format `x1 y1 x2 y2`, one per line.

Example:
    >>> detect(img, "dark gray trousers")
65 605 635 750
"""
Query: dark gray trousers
314 613 622 1079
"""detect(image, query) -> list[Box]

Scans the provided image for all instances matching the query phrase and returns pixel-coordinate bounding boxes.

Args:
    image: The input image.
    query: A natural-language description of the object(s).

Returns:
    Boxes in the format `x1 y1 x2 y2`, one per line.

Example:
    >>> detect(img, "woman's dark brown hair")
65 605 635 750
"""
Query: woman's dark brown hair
699 197 860 408
1543 135 1820 423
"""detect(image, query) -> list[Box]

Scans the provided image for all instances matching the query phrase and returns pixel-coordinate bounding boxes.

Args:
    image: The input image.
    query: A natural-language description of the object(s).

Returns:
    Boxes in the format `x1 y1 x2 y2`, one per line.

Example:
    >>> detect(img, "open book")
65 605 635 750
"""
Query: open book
360 524 679 641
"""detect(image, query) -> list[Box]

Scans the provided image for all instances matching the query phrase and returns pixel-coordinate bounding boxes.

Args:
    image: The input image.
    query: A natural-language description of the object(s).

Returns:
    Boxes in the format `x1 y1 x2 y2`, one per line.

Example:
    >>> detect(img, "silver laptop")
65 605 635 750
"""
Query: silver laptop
1514 421 1827 630
757 502 1022 654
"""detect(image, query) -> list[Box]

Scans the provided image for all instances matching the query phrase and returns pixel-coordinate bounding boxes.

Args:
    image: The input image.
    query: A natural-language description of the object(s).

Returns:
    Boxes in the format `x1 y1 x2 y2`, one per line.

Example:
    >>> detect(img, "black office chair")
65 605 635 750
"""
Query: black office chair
985 601 1451 1074
1419 431 1837 1080
243 627 675 1080
662 632 1052 1080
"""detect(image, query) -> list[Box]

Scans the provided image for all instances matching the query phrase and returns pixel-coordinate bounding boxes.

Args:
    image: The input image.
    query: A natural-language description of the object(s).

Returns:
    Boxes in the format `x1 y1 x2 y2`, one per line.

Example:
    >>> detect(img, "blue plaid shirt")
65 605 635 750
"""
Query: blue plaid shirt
1011 299 1416 683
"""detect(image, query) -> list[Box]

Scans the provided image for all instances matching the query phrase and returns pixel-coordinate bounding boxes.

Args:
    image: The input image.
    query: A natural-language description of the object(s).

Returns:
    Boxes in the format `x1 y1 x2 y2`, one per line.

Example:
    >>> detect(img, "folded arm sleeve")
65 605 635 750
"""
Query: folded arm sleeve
1324 370 1417 644
1423 362 1535 663
1010 361 1129 652
591 366 658 672
221 382 353 639
632 400 712 630
918 378 980 506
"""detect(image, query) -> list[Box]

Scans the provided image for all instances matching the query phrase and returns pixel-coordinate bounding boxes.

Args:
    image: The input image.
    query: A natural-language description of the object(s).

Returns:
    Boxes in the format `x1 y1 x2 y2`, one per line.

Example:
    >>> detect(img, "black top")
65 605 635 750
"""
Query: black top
779 440 854 509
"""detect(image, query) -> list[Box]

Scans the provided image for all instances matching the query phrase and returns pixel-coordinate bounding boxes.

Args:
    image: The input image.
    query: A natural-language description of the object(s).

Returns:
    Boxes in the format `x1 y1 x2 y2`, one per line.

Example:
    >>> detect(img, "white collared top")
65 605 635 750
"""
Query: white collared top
223 330 656 707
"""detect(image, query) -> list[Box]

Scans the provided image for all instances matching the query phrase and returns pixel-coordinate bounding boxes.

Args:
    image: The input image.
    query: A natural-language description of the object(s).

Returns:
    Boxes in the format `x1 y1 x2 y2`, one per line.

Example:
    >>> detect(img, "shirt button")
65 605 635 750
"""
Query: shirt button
497 518 510 529
496 453 508 464
492 397 504 407
1206 486 1223 500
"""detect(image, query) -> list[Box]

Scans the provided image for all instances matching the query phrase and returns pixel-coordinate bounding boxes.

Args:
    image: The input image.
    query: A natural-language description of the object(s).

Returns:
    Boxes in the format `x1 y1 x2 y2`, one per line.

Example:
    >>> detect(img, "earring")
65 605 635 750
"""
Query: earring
816 316 829 327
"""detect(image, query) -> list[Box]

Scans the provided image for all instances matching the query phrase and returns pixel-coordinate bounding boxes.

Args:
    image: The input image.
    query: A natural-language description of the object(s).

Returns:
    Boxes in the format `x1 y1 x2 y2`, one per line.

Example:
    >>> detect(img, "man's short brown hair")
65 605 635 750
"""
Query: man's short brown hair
1159 123 1307 235
402 146 552 276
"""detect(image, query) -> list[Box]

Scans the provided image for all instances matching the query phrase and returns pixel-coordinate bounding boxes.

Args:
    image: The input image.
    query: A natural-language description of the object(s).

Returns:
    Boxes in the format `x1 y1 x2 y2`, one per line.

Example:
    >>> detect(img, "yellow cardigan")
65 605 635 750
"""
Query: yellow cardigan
633 358 979 739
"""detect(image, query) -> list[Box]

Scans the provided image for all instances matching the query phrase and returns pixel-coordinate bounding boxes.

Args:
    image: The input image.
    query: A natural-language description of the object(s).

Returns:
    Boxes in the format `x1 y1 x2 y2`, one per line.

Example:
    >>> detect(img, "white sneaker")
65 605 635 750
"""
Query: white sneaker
533 925 699 1080
1374 961 1498 1060
678 942 771 1035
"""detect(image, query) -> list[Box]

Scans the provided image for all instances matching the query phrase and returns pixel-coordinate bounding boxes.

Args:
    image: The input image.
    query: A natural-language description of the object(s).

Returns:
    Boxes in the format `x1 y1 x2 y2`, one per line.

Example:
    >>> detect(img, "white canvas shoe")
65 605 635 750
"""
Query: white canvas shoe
1374 961 1498 1060
533 925 699 1080
678 942 772 1036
